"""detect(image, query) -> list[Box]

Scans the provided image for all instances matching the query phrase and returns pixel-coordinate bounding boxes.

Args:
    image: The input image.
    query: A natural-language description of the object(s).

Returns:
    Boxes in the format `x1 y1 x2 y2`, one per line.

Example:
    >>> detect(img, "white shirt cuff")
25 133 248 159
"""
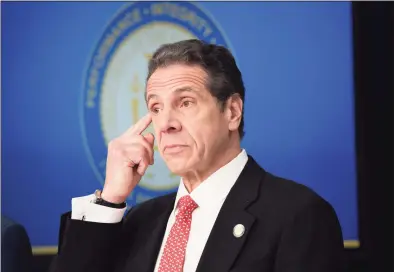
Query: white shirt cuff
71 194 127 223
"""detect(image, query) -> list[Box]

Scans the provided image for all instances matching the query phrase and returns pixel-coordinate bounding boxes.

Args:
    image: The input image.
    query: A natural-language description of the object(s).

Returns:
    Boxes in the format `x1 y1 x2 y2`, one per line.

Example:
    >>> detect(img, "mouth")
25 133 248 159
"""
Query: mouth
163 145 187 155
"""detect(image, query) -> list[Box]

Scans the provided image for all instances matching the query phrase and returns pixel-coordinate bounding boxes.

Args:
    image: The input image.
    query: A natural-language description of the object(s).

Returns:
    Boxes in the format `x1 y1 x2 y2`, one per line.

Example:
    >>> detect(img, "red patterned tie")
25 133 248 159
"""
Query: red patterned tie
158 195 198 272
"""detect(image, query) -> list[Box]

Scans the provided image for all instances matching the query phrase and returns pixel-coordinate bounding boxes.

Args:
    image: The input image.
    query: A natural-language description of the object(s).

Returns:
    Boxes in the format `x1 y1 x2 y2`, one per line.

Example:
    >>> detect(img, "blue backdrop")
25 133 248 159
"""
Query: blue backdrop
2 1 357 248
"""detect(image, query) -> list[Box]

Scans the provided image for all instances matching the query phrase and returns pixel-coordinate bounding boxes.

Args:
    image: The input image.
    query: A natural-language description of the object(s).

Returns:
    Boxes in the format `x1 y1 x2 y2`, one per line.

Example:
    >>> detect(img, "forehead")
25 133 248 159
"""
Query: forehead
146 64 208 93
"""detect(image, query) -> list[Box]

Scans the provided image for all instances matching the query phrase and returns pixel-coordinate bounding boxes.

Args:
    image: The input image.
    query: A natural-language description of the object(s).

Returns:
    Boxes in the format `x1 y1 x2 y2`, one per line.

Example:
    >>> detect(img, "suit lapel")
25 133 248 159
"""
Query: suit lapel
196 156 265 272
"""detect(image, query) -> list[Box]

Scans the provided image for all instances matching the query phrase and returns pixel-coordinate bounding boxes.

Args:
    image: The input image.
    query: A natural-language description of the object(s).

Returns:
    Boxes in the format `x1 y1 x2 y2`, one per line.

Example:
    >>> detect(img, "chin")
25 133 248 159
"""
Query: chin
163 157 191 176
165 162 187 176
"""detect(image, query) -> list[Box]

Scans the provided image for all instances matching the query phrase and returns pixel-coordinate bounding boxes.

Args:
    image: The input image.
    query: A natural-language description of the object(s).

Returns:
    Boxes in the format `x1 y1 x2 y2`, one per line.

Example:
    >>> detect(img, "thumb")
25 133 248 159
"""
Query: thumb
143 133 155 146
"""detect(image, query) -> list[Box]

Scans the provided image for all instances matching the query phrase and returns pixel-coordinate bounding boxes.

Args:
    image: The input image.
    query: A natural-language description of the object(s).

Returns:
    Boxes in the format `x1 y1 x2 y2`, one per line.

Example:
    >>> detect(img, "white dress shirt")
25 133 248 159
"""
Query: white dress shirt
71 149 248 272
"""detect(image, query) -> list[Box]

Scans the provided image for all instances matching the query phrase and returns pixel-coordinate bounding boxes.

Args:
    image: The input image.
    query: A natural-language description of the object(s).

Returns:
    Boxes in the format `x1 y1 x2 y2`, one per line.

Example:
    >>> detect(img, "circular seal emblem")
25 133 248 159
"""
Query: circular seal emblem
81 1 233 206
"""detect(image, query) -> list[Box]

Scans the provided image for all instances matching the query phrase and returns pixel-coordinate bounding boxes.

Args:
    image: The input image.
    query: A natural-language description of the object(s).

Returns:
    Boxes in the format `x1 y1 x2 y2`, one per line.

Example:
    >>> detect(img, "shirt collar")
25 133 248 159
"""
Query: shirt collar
173 149 249 211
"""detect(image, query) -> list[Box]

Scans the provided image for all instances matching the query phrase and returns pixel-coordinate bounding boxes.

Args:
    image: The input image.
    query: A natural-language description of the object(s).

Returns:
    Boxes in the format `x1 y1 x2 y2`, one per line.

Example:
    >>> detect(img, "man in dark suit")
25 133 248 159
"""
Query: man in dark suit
50 39 345 272
1 215 33 272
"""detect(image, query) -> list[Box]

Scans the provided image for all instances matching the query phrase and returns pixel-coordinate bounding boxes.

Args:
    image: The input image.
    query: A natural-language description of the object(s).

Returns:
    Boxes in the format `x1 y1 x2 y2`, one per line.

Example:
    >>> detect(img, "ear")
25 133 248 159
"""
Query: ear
226 94 243 133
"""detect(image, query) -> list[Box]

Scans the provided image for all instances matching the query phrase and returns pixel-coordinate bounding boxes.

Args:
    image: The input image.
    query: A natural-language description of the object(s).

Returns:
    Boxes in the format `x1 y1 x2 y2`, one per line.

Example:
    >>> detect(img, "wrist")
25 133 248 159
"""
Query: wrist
95 190 126 209
100 188 127 204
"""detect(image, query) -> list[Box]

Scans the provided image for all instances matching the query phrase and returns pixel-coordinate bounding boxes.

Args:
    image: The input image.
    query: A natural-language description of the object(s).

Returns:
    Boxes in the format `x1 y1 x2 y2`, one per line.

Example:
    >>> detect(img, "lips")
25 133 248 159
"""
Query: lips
163 144 187 154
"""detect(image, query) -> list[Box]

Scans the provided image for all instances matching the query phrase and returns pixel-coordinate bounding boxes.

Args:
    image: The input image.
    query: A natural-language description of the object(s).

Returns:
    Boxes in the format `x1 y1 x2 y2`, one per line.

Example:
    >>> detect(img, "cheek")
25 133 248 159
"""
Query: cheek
200 113 228 142
184 115 218 144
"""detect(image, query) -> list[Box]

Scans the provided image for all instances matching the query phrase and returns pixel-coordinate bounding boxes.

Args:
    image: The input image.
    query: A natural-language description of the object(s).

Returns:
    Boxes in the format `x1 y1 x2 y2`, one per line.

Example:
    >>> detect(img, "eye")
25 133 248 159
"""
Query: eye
150 105 161 114
181 100 193 108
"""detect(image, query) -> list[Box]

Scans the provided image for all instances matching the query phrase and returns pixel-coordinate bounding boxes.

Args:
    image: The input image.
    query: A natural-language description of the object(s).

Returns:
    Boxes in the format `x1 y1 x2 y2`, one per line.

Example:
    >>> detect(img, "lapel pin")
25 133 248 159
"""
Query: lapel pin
233 224 245 238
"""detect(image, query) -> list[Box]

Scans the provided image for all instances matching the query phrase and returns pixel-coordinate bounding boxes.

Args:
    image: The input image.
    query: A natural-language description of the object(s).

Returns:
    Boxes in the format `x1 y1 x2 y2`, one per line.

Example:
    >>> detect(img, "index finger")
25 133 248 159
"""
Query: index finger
126 113 152 136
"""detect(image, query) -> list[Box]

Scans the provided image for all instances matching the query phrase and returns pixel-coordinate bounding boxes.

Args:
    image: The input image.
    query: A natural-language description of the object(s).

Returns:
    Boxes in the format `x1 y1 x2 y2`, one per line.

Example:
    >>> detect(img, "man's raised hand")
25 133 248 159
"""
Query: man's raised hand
101 114 155 204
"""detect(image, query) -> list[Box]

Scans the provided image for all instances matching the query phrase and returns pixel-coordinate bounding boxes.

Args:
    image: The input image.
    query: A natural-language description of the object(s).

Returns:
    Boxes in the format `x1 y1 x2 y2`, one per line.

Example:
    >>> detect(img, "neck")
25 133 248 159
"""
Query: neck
182 143 242 193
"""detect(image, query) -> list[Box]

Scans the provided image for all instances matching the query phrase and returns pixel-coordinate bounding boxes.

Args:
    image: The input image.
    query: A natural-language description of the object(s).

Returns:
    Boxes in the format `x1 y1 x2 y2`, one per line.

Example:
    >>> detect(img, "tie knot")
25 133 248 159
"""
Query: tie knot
177 195 198 214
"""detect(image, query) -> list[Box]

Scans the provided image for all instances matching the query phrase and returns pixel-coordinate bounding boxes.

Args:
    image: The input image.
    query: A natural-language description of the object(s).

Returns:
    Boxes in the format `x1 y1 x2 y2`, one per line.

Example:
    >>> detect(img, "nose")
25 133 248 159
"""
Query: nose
156 108 182 134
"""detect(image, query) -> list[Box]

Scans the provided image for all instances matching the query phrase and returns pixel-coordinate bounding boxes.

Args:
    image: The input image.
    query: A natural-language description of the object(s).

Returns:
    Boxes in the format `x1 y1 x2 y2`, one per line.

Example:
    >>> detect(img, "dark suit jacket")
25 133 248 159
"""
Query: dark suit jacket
1 216 33 272
50 156 345 272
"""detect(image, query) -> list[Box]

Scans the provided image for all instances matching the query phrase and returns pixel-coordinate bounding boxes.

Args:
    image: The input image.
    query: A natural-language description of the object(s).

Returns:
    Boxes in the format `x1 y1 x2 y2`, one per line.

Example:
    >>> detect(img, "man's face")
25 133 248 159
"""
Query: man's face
146 64 231 175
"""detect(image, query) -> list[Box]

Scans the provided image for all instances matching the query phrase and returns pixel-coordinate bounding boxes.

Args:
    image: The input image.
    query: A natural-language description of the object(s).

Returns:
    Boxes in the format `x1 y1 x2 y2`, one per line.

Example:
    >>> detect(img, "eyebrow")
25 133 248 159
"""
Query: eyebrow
145 86 198 104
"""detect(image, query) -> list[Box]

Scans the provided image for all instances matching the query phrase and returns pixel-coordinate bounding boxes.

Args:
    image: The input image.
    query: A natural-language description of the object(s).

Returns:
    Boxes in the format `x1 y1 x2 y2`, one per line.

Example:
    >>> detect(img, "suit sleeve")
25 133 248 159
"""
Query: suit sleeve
49 212 126 272
274 196 346 272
